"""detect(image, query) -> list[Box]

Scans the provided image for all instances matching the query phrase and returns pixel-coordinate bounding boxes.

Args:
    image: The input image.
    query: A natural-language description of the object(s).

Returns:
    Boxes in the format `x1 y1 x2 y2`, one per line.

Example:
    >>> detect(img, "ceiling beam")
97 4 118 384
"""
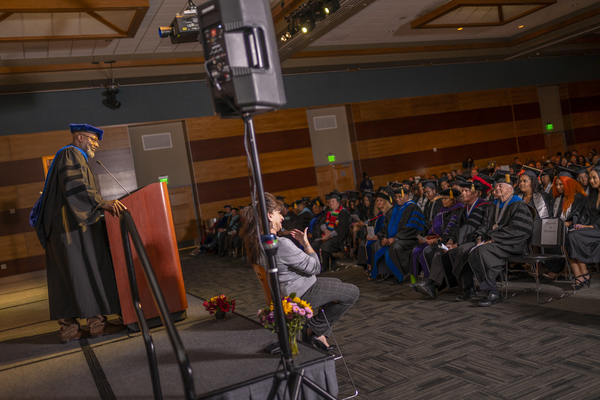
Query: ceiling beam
271 0 306 24
0 0 149 12
0 12 12 23
87 11 127 36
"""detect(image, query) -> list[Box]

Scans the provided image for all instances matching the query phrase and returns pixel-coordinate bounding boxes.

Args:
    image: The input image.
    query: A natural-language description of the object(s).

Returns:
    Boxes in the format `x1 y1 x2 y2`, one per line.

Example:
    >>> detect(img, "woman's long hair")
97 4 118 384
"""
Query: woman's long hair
379 199 393 215
516 174 542 196
552 176 587 214
240 192 279 265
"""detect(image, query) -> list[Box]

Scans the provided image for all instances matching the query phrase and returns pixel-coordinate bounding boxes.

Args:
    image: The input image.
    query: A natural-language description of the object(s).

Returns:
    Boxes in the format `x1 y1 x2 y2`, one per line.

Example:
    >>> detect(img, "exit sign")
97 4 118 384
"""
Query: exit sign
328 154 335 163
546 123 554 131
159 175 169 185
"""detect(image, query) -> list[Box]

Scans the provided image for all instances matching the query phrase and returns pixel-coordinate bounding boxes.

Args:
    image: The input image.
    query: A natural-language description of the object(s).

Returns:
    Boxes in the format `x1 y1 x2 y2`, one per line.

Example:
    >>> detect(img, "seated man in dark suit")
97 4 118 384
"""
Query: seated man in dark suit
219 207 241 256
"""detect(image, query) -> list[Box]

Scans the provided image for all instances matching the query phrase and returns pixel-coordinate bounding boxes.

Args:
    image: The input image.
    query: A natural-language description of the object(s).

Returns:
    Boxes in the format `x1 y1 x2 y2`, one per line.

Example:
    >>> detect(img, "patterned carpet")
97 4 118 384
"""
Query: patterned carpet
180 251 600 400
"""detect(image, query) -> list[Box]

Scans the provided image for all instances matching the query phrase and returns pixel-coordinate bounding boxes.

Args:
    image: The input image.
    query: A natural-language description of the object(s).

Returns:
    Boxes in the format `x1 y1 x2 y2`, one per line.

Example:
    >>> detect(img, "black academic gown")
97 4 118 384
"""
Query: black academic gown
426 198 493 288
566 188 600 263
550 193 587 224
423 197 443 231
293 209 314 232
35 146 120 320
321 208 352 254
371 201 425 279
468 197 533 292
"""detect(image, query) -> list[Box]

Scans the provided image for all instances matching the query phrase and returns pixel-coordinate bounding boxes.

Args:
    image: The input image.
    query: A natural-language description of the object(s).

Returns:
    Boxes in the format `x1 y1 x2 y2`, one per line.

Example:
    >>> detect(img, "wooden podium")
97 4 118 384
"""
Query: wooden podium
105 182 188 329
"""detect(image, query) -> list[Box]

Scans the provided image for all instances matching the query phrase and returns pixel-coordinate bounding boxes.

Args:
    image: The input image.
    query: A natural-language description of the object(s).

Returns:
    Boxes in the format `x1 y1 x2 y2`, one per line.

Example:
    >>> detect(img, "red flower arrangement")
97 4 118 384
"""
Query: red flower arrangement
203 295 235 315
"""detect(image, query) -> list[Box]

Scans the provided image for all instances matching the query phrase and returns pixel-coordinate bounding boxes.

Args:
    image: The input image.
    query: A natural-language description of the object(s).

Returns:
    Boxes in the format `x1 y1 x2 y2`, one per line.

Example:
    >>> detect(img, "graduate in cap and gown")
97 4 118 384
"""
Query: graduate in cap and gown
32 124 126 342
308 197 327 244
291 198 314 232
356 190 393 276
516 165 551 220
422 180 443 231
549 167 587 225
370 186 425 283
565 162 600 289
412 180 492 300
467 171 533 307
410 188 465 290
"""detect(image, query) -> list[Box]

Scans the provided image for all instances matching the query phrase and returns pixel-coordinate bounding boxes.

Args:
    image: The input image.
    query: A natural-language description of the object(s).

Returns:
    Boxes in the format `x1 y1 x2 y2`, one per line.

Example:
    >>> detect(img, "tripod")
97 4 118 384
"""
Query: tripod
242 114 337 400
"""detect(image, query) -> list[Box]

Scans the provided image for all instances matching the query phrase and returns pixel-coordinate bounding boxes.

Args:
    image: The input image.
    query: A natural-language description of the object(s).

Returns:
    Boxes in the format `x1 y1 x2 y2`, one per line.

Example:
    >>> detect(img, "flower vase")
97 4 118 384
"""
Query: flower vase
289 333 299 356
215 310 227 321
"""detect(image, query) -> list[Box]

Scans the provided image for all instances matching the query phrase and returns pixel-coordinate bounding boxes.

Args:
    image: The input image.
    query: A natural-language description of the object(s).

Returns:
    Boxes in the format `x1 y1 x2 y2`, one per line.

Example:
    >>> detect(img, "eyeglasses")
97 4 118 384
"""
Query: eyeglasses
80 134 99 145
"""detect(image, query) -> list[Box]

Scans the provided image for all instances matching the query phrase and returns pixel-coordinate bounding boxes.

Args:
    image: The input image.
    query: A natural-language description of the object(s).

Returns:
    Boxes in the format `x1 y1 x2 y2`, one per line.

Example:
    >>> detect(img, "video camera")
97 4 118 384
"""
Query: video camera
158 1 200 44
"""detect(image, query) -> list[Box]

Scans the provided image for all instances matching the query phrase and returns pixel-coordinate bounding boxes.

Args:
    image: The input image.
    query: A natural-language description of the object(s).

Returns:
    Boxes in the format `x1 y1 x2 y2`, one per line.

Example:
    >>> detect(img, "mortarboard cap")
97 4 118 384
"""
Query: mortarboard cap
519 165 542 180
377 186 388 193
310 197 324 208
275 196 285 201
375 191 393 203
231 207 239 211
556 166 578 179
493 170 517 185
422 180 437 190
223 205 232 209
362 190 375 198
572 165 589 176
440 188 461 199
70 124 104 141
454 175 468 183
326 192 341 200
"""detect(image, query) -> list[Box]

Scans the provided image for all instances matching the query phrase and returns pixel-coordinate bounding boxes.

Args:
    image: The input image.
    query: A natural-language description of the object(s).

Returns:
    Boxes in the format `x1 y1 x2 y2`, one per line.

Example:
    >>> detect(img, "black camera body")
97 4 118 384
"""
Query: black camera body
198 0 286 118
159 6 200 44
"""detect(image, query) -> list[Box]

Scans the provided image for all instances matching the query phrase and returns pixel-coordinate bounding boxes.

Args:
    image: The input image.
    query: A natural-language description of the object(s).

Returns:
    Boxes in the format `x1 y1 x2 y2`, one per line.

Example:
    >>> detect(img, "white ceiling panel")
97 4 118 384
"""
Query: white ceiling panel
23 41 48 59
93 39 120 55
22 13 53 37
52 13 81 36
95 10 137 32
81 13 120 35
70 40 96 57
48 41 73 58
0 14 24 38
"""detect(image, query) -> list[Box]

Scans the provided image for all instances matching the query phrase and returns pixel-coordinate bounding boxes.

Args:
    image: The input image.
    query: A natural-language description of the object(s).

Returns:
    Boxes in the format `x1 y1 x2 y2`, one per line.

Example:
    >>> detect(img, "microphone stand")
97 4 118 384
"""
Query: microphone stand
242 113 337 400
96 160 131 196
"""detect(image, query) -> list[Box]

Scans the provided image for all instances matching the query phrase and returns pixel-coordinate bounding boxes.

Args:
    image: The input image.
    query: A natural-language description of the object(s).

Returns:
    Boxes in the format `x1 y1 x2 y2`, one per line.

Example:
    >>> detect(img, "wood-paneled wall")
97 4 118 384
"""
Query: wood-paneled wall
0 126 134 278
3 80 600 279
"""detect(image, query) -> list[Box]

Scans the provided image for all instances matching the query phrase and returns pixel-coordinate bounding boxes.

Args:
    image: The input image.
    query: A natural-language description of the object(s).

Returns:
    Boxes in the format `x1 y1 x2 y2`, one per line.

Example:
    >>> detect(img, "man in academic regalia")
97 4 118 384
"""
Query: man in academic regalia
370 186 426 284
468 171 533 307
308 197 326 246
412 179 493 300
33 124 127 342
291 198 314 232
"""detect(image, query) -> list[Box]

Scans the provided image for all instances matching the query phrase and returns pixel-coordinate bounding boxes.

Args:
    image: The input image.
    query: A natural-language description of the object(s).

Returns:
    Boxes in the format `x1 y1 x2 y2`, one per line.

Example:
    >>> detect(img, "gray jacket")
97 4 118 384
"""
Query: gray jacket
268 237 320 297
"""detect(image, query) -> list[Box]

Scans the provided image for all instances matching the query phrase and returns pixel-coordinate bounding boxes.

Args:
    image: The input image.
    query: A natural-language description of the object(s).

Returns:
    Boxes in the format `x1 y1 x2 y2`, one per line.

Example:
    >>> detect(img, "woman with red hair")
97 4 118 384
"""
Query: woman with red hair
550 168 587 226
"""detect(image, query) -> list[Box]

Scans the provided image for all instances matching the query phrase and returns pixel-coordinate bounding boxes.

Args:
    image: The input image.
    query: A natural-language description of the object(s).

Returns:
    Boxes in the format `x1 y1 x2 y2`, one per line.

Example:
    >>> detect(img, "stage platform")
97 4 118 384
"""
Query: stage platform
0 270 338 400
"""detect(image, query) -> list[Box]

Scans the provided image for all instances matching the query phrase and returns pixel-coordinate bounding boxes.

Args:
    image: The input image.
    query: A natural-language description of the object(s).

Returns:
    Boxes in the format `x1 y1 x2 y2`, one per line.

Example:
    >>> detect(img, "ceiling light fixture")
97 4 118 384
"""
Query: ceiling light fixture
518 25 524 28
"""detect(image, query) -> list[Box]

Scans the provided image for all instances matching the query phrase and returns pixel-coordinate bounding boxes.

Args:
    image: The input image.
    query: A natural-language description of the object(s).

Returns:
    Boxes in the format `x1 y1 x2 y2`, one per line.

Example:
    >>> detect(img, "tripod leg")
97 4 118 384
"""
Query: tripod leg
291 369 305 400
267 370 287 400
299 374 339 400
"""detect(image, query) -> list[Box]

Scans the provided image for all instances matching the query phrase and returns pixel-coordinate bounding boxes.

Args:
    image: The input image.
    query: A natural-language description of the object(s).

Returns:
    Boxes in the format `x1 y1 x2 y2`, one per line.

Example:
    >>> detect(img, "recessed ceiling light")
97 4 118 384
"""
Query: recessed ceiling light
457 27 463 31
518 25 524 28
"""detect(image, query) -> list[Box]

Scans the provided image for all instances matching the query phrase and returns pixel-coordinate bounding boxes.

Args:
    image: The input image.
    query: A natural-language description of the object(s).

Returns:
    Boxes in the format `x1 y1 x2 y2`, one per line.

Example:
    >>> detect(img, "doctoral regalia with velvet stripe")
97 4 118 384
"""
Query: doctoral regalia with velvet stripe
35 146 120 320
370 200 425 280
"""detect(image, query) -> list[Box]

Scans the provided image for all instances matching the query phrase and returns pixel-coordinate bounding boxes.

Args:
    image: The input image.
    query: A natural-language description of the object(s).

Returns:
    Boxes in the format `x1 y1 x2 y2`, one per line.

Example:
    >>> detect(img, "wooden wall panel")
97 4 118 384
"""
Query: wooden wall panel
462 121 516 143
186 116 244 141
17 182 44 209
514 118 543 137
352 98 412 123
0 186 18 212
0 137 11 162
193 156 248 184
0 255 45 279
8 126 129 161
0 233 28 261
456 89 512 110
571 110 600 129
510 86 539 104
24 231 44 257
567 81 600 99
417 129 465 151
0 159 44 187
254 108 309 133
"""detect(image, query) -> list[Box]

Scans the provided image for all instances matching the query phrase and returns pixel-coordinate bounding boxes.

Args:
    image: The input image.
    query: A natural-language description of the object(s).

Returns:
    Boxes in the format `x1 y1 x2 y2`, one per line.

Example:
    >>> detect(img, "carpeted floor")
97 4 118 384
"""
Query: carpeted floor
181 251 600 400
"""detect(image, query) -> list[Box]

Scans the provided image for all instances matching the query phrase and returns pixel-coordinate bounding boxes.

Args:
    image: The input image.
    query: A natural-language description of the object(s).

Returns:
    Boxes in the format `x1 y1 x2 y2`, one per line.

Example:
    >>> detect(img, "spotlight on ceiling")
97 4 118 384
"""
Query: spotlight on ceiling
300 16 315 33
324 0 340 14
102 86 121 110
312 1 329 21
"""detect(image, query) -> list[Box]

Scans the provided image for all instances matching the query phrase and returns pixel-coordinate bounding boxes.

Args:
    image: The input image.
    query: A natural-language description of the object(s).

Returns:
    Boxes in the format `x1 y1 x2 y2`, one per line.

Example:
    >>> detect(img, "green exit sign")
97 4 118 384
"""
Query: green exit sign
159 175 169 185
546 123 554 131
328 154 335 163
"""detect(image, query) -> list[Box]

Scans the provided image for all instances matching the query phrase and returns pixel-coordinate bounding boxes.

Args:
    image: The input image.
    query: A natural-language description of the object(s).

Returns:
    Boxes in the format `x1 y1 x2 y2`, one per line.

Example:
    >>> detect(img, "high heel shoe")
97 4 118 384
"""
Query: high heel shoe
585 272 592 287
573 275 587 290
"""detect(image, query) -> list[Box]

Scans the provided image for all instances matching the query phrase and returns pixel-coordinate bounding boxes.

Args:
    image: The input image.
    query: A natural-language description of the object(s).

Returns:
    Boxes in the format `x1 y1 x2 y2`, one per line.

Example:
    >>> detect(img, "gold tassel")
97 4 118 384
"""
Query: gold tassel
505 174 510 183
401 188 405 197
450 190 454 199
471 183 475 192
389 196 392 203
294 202 297 209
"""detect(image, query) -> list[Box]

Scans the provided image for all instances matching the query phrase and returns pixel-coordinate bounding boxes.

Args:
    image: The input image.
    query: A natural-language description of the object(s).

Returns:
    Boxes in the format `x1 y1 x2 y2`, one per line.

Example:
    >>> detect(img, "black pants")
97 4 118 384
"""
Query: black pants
301 277 359 337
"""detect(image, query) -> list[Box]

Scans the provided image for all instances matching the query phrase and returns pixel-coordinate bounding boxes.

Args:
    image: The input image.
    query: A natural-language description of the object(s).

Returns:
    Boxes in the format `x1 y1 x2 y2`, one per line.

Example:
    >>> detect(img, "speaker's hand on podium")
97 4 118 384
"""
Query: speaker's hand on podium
102 199 127 217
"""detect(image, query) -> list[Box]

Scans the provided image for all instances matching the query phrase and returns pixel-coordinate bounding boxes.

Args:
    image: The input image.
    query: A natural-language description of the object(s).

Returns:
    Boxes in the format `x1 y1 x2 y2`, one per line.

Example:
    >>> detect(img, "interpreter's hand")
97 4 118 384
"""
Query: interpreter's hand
565 221 572 227
102 199 127 217
323 230 332 239
574 224 593 229
291 228 311 248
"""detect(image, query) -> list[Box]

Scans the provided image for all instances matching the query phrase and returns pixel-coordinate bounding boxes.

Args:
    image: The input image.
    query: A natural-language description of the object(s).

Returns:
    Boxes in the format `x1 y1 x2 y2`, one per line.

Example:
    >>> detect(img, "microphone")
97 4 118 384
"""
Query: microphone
96 160 132 196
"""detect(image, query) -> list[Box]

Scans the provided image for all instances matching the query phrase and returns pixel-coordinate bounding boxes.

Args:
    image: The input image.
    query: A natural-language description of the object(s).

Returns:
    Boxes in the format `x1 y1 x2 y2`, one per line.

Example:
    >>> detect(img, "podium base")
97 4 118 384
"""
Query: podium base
126 310 187 332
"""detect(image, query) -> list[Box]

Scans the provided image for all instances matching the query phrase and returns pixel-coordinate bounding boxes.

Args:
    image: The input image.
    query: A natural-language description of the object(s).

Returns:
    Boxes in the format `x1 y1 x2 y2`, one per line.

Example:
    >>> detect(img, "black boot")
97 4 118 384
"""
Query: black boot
454 287 475 302
415 281 436 299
